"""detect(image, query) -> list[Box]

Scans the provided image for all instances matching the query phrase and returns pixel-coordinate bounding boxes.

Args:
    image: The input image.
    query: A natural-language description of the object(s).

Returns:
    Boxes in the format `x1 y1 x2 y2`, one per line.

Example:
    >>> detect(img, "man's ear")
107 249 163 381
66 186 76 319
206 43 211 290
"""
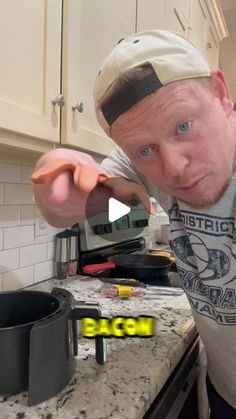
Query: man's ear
210 69 233 116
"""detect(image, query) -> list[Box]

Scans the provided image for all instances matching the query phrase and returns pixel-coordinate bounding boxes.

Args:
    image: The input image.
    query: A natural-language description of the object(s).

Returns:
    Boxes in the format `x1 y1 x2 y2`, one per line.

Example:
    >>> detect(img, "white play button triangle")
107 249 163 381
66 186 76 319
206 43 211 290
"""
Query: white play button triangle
108 198 130 222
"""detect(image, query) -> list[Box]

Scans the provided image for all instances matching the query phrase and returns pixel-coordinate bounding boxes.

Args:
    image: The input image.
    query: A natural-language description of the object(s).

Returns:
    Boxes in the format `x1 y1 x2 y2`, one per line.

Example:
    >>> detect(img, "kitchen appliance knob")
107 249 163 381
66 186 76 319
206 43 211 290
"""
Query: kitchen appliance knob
135 219 148 228
104 224 112 234
94 224 105 235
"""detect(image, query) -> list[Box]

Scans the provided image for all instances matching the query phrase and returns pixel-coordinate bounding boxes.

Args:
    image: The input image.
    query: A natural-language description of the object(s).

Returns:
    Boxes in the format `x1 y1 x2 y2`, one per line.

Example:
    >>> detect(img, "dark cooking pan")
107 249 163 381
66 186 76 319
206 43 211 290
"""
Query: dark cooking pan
82 254 175 280
0 288 106 406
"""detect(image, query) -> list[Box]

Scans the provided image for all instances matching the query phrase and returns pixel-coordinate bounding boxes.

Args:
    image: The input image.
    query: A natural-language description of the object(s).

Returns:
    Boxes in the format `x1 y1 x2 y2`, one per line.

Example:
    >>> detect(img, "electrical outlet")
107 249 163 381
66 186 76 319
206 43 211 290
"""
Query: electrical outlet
39 216 47 230
35 215 50 237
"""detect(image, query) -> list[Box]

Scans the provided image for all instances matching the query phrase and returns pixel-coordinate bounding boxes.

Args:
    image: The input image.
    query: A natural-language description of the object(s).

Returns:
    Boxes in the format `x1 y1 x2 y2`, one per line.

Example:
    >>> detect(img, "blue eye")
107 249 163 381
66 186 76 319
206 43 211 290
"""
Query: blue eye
138 146 153 158
178 121 192 132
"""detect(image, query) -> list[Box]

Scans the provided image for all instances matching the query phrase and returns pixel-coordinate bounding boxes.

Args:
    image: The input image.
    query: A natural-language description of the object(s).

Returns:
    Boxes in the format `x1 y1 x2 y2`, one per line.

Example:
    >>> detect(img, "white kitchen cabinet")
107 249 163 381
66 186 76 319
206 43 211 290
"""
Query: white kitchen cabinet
204 17 220 69
189 0 208 57
163 0 190 37
61 0 136 155
136 0 191 35
0 0 62 143
0 0 228 156
137 0 226 71
189 0 223 69
137 0 165 31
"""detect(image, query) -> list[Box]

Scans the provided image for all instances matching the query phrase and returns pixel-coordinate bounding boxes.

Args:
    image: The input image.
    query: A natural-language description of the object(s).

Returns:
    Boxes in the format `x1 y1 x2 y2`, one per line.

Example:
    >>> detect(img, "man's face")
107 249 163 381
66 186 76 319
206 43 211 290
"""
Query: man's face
111 77 236 209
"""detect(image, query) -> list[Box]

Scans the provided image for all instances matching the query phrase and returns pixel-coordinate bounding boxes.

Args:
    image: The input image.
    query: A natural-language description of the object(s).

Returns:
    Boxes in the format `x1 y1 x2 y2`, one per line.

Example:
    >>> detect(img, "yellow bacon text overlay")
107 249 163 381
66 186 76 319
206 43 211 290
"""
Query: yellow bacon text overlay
81 316 156 338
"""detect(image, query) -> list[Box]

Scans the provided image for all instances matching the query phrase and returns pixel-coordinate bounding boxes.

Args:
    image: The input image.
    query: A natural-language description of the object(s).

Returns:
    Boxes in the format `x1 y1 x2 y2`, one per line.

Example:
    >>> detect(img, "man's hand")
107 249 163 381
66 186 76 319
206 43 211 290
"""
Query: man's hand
32 148 153 227
101 176 154 215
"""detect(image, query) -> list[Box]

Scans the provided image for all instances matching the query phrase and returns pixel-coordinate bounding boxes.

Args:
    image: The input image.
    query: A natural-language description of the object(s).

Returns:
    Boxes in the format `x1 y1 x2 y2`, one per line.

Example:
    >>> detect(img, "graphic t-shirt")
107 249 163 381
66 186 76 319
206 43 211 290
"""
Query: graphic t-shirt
102 147 236 408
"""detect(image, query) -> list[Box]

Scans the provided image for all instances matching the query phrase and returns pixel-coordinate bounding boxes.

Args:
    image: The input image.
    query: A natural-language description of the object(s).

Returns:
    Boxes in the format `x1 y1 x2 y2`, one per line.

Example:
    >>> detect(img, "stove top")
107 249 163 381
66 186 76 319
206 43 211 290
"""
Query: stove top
74 207 180 288
77 237 181 287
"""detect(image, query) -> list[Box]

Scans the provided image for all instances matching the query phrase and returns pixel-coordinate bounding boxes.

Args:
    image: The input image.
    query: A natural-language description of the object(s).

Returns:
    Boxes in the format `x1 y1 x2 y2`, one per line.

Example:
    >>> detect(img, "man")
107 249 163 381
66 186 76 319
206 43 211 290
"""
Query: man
32 30 236 418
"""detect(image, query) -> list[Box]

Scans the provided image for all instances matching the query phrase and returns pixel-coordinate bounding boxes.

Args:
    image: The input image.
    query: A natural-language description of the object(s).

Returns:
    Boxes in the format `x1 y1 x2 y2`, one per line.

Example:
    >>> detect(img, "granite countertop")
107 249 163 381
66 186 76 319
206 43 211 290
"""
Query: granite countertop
0 275 196 419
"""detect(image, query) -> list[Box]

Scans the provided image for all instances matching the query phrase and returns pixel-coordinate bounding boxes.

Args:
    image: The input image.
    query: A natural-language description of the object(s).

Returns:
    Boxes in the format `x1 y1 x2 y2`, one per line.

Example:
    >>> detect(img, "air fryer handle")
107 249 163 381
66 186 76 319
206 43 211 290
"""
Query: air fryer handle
71 302 106 365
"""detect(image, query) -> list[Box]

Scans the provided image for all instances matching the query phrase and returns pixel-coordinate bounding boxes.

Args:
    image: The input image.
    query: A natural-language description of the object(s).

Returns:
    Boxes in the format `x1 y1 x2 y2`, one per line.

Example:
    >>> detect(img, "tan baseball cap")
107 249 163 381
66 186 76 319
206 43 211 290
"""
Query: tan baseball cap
94 29 211 135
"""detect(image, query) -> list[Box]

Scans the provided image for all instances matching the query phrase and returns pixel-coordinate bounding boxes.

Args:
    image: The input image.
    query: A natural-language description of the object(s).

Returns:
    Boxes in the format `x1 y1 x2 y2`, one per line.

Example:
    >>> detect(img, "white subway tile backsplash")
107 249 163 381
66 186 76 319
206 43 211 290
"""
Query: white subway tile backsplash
4 225 35 249
21 165 33 184
2 266 34 291
5 183 34 205
34 260 54 283
20 243 48 267
0 205 21 227
0 159 57 290
21 205 35 225
34 225 61 244
34 235 54 244
0 163 21 183
0 249 19 273
48 241 55 260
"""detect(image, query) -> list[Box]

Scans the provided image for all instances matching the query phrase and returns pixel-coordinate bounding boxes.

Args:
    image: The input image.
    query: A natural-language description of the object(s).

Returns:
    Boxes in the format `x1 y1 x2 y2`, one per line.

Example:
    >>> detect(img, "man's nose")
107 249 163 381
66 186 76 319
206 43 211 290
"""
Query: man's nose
160 145 190 178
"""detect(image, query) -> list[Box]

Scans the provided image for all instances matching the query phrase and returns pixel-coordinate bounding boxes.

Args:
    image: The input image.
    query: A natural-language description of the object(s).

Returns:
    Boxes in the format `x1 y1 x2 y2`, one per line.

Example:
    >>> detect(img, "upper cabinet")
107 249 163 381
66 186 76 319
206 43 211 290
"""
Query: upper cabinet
0 0 62 143
0 0 228 156
61 0 136 155
137 0 190 35
137 0 227 70
188 0 221 69
163 0 190 37
137 0 165 31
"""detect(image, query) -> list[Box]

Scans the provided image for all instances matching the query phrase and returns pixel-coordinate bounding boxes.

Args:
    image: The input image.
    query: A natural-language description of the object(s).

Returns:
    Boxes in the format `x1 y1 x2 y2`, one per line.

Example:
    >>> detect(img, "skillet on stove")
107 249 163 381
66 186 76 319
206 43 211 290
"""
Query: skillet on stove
82 254 175 280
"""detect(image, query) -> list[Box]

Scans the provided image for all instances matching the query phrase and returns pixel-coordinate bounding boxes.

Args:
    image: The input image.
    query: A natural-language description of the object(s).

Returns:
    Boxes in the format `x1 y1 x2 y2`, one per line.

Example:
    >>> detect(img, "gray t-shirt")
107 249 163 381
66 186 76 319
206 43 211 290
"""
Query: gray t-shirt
102 147 236 408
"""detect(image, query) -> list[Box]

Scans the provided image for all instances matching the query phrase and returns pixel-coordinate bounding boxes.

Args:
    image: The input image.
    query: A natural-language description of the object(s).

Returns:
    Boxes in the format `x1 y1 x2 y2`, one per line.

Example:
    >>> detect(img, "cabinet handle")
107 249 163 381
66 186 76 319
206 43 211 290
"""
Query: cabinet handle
72 102 84 113
206 42 212 49
52 95 65 107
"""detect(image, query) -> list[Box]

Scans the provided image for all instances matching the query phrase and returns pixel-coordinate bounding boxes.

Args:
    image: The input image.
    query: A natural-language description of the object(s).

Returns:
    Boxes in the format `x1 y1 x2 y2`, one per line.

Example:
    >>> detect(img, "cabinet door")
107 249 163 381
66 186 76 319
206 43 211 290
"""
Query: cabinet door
137 0 165 31
205 19 219 69
189 0 208 56
0 0 62 143
61 0 136 156
164 0 190 36
189 0 220 69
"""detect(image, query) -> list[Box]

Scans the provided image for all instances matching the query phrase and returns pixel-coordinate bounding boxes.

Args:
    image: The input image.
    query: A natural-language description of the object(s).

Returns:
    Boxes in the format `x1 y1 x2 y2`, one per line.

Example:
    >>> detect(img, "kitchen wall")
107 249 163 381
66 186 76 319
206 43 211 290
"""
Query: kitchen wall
219 0 236 101
0 146 107 292
0 147 168 291
0 155 61 292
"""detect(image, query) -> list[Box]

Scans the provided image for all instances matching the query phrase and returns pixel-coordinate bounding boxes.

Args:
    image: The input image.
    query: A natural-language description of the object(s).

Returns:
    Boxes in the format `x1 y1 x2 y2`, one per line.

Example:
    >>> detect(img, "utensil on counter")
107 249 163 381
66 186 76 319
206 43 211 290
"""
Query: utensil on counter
96 277 182 293
82 254 176 281
97 277 146 287
143 286 183 295
100 283 183 298
0 288 106 406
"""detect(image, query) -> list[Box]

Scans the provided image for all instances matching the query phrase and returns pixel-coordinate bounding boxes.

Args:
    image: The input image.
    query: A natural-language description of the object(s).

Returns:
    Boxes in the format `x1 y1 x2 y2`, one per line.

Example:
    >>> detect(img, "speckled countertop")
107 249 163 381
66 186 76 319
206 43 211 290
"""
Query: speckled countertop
0 274 196 419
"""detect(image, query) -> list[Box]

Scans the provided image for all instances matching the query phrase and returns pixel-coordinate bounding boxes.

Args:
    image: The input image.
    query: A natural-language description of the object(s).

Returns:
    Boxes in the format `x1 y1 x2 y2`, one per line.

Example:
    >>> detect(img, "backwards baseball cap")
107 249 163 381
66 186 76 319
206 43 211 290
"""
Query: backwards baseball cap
94 29 211 136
